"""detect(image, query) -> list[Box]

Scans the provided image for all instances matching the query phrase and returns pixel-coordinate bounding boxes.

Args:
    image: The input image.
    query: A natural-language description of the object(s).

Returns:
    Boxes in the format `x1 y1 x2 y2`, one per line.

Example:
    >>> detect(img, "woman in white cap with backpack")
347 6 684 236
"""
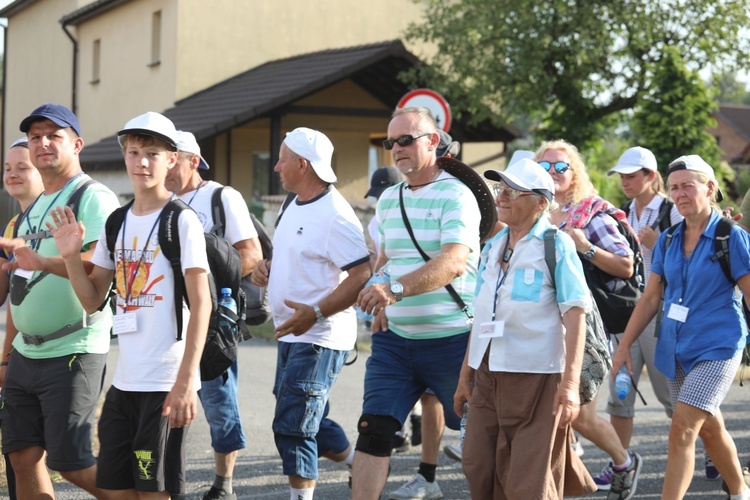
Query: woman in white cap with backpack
454 158 596 499
612 155 750 499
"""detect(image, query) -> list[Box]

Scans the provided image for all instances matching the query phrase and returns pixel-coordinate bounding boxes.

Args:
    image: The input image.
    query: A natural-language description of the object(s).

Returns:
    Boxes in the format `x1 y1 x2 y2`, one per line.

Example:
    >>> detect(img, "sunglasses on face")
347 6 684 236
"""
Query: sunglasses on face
492 183 534 201
382 133 431 151
538 161 571 174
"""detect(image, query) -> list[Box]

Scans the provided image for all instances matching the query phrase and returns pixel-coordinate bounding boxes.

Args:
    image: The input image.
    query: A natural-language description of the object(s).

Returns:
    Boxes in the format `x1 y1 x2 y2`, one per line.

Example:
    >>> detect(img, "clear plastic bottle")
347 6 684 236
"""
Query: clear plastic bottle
219 287 238 336
615 365 631 400
459 402 469 449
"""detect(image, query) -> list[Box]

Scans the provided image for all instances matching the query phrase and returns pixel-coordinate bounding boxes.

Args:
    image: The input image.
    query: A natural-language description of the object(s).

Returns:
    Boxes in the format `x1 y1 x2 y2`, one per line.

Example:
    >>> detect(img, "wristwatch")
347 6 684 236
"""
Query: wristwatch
390 281 404 302
313 304 326 323
582 244 597 261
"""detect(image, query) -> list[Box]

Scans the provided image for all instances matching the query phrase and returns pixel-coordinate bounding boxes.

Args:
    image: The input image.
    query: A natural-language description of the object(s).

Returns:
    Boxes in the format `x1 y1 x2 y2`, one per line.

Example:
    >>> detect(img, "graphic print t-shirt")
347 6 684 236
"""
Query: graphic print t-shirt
91 206 208 392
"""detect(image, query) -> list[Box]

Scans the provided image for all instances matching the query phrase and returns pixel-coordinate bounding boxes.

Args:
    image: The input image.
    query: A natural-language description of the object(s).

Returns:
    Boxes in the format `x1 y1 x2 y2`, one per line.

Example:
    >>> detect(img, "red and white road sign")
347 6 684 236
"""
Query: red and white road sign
397 89 452 132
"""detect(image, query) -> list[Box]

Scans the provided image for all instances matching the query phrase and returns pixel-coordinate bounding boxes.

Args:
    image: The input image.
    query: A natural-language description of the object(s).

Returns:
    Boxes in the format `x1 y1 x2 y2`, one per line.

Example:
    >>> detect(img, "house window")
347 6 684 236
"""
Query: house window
90 39 101 84
149 10 161 67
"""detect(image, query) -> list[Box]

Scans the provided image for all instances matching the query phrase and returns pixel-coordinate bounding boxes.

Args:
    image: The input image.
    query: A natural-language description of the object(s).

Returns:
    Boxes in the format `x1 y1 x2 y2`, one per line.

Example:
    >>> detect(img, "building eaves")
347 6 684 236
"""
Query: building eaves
59 0 132 26
715 104 750 144
0 0 37 18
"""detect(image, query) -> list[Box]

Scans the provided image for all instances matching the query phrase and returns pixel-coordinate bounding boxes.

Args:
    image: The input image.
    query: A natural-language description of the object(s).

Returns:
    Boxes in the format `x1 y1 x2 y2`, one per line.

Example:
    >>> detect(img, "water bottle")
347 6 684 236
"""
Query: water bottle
615 366 631 400
459 402 469 449
219 287 238 336
366 268 391 288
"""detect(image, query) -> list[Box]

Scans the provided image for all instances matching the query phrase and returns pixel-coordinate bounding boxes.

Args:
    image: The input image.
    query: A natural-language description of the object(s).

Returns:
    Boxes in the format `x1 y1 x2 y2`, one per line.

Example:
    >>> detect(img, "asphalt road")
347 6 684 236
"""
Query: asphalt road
11 332 750 499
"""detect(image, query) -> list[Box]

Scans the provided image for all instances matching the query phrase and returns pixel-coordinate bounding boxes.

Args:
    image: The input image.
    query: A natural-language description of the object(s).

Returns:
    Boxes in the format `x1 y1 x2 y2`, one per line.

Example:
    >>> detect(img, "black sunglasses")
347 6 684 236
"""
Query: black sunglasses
538 160 571 174
383 133 431 151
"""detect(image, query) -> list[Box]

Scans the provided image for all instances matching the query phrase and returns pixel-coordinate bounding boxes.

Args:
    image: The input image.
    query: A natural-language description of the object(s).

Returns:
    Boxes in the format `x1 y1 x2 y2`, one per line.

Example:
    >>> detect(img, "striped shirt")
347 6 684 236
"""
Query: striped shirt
377 170 480 339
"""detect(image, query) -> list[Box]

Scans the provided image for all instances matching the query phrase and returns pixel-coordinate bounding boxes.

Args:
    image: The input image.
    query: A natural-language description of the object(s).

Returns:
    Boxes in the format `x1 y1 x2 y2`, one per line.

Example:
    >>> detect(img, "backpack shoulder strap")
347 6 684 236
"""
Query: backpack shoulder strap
712 217 735 285
67 178 98 218
543 227 558 289
274 192 297 229
209 186 226 237
621 200 632 214
104 200 135 261
158 199 189 340
652 199 675 232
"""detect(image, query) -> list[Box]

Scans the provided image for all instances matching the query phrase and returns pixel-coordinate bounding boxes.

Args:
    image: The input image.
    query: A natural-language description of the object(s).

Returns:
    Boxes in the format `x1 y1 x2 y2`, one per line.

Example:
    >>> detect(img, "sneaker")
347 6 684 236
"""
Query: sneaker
706 454 721 481
388 474 443 500
393 432 411 453
607 451 642 500
410 414 423 446
572 440 585 457
443 444 462 463
593 460 614 491
202 487 236 500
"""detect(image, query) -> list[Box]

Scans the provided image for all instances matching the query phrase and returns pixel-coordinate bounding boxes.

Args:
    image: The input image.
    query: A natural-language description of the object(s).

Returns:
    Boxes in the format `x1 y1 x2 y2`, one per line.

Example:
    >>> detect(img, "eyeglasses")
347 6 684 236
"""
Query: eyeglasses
492 183 535 200
538 161 571 174
383 133 431 151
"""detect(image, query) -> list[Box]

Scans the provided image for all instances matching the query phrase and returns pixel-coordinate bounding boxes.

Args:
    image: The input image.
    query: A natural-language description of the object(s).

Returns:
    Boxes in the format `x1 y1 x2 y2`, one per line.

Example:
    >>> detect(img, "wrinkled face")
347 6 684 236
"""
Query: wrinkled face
27 120 82 173
386 113 436 177
494 180 542 228
123 137 177 190
164 153 197 194
274 144 304 193
619 170 652 199
4 147 42 203
538 149 572 196
668 169 712 218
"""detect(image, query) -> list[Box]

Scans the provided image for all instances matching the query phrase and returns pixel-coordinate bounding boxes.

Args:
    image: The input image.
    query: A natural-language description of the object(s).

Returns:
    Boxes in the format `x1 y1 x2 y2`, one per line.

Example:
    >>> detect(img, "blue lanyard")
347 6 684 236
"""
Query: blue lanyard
24 172 84 251
119 206 164 312
491 238 513 321
185 180 205 206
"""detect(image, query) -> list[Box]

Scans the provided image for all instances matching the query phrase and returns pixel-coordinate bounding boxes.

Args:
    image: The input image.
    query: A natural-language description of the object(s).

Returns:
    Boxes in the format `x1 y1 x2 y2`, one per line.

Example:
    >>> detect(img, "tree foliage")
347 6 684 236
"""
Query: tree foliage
712 71 750 105
404 0 750 148
632 47 727 191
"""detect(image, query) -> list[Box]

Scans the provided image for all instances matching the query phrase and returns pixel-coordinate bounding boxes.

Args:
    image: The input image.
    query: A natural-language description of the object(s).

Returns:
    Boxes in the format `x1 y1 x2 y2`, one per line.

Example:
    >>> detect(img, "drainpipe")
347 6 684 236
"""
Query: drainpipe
61 22 77 114
0 19 7 181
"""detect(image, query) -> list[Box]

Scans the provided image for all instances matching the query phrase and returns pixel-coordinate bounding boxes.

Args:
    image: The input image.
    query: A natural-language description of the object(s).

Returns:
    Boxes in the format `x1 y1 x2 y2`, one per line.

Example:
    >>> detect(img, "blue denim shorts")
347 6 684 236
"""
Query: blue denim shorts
198 360 246 454
272 342 349 479
363 329 468 431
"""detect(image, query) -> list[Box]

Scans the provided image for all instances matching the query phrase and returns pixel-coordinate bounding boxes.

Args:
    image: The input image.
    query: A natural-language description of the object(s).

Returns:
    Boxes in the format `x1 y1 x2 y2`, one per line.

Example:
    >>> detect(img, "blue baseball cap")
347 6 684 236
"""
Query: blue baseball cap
20 103 81 137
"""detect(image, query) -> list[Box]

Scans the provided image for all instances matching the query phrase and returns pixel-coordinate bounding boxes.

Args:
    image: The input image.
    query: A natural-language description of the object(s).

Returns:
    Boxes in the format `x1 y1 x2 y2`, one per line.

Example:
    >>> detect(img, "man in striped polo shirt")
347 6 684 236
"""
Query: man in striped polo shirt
352 107 480 500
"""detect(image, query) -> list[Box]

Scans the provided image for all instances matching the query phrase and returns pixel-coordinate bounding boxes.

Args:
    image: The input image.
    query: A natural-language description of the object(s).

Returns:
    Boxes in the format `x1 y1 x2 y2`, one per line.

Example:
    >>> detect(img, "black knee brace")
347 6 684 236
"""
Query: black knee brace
355 414 402 457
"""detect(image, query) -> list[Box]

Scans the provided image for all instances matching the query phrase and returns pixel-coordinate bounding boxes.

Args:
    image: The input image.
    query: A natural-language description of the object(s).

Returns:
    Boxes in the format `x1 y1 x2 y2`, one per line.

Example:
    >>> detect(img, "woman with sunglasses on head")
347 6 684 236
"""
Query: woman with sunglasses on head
454 158 595 499
612 156 750 500
536 139 642 500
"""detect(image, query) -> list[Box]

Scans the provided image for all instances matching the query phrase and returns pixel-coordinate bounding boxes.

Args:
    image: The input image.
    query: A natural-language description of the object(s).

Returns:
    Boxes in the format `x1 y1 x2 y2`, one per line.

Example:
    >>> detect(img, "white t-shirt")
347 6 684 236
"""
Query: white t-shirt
269 187 369 351
91 205 209 392
176 180 257 244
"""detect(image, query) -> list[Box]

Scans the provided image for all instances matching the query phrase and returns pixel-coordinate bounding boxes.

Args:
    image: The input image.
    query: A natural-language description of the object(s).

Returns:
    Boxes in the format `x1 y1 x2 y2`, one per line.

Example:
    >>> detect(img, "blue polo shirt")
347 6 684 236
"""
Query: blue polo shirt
651 210 750 379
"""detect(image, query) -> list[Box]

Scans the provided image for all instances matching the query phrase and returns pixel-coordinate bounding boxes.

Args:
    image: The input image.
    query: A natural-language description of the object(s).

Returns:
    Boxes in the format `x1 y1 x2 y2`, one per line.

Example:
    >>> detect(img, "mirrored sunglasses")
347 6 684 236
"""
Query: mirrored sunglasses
538 160 570 174
382 133 431 151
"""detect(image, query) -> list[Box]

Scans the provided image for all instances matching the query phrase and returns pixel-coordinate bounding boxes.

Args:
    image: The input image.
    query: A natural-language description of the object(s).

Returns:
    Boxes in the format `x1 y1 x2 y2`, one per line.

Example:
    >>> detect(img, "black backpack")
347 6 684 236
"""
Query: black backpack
209 187 271 327
105 198 249 382
621 198 675 233
581 209 645 334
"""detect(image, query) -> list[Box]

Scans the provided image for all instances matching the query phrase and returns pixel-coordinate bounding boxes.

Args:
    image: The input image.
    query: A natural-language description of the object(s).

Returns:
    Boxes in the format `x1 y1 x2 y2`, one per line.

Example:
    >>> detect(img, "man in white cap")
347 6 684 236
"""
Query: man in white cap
0 104 119 498
251 127 371 500
165 130 262 500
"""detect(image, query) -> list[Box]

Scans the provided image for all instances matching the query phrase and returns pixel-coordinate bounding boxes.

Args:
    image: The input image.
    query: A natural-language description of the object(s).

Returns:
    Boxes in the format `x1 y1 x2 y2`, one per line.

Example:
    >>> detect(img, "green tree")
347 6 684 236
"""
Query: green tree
632 47 726 189
404 0 750 148
712 71 750 105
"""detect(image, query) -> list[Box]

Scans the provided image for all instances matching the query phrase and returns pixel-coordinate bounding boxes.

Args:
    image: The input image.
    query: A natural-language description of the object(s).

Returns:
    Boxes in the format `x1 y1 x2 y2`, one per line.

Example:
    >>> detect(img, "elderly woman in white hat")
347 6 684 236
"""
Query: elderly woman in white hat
613 155 750 500
454 158 595 499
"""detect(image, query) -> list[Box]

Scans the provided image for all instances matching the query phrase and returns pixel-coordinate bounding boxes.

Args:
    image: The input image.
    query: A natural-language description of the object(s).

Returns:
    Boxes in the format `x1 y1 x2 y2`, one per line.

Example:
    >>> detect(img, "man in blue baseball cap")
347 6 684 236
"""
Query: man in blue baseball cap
0 103 119 498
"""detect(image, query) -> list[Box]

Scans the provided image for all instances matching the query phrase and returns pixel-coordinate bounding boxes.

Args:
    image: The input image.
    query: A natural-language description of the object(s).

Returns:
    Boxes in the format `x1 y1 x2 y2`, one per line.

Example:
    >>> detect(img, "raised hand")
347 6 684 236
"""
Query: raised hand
47 206 86 260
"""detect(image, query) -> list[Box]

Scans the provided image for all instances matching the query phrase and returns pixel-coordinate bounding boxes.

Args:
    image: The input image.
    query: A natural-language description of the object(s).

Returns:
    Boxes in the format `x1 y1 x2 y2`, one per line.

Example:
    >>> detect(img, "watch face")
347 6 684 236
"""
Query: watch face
391 282 404 295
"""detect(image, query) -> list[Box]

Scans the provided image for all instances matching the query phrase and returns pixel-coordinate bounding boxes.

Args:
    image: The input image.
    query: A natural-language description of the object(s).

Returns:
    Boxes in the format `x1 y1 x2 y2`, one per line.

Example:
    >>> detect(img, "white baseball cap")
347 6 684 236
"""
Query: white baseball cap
607 146 657 176
668 154 724 201
484 158 555 201
284 127 336 183
176 130 210 170
508 149 534 166
117 112 178 149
